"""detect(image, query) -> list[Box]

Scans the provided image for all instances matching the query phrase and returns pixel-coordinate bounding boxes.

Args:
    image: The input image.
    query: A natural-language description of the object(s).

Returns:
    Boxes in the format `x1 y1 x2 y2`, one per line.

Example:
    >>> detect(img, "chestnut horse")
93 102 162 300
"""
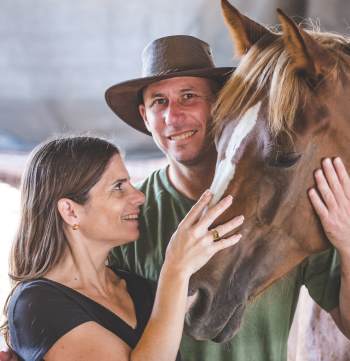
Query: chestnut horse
185 0 350 343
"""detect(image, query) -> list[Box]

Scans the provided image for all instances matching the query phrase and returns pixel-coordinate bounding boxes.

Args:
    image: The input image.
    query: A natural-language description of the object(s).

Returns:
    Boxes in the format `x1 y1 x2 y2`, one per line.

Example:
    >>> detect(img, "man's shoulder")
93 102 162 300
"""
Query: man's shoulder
136 168 164 192
136 168 169 207
136 167 194 212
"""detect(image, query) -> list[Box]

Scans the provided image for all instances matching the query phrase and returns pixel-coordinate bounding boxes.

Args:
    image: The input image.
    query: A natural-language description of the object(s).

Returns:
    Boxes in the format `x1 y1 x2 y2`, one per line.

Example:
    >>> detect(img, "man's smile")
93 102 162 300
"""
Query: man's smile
167 130 197 141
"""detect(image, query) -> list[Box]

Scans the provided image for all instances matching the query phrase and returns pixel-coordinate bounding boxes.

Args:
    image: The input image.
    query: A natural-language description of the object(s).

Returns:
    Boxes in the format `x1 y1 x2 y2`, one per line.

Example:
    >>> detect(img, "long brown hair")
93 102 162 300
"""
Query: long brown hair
1 135 119 345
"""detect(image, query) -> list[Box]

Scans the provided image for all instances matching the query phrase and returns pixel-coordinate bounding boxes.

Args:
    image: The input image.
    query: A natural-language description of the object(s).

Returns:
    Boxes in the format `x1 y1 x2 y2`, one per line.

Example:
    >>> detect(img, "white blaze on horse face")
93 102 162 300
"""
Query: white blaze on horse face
209 102 261 206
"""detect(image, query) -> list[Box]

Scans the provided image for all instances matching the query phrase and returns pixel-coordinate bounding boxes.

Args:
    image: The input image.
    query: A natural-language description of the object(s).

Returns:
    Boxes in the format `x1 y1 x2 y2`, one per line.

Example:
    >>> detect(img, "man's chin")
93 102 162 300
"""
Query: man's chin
175 155 203 166
177 154 214 166
171 146 216 166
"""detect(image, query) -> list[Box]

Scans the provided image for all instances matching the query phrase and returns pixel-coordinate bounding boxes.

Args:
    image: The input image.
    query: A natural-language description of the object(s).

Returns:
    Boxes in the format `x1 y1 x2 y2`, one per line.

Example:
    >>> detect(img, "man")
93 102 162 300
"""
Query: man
105 35 350 360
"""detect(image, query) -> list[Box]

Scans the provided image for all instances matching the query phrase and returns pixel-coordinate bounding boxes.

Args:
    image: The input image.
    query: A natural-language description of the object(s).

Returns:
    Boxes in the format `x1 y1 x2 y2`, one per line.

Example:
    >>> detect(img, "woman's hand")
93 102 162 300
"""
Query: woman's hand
164 190 244 279
308 157 350 254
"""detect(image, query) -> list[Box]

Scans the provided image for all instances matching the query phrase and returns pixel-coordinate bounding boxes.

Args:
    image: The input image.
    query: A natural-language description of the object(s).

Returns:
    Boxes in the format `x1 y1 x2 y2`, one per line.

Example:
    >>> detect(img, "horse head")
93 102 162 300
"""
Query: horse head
185 0 350 342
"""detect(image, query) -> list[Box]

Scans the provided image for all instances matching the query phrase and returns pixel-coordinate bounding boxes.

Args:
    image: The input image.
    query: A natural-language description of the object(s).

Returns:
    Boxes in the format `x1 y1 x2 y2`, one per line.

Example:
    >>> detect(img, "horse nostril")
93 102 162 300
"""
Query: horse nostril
187 291 199 309
187 286 213 321
188 283 198 297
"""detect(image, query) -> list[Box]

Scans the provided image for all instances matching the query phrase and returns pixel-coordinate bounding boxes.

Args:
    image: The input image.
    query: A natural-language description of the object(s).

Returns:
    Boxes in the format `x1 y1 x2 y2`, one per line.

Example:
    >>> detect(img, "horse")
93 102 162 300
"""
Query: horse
185 0 350 343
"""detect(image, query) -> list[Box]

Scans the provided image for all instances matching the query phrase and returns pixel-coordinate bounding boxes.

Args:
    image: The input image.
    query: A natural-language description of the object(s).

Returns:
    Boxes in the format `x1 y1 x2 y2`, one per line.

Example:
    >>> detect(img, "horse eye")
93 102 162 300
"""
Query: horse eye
269 152 301 168
304 73 323 89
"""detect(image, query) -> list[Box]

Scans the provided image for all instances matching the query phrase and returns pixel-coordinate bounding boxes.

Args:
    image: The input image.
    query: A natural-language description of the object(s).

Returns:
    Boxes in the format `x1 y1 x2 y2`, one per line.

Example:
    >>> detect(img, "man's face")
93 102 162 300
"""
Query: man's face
139 76 215 165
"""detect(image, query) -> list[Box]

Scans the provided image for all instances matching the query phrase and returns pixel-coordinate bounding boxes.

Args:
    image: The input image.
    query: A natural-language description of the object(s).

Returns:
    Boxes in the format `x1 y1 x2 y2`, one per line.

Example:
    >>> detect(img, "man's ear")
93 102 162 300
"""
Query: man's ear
57 198 80 227
138 104 152 133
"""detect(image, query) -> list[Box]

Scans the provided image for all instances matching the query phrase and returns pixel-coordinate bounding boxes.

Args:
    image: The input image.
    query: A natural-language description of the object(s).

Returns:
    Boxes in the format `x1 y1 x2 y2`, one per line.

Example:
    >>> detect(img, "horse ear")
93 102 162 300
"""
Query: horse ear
277 8 333 78
221 0 275 56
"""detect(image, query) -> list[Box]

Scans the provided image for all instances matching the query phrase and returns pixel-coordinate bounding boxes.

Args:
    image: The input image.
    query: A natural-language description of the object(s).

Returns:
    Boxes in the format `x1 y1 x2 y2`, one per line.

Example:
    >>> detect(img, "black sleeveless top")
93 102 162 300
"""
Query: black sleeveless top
8 270 181 361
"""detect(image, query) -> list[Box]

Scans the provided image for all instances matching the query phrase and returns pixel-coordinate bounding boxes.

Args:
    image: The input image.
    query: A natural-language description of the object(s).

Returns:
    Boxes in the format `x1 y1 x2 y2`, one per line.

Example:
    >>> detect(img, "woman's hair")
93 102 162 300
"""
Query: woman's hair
1 135 120 345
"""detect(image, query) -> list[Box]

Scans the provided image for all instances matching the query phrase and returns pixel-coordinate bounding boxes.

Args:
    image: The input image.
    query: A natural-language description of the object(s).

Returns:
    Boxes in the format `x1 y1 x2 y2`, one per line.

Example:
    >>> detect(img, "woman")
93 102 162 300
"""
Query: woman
2 136 243 361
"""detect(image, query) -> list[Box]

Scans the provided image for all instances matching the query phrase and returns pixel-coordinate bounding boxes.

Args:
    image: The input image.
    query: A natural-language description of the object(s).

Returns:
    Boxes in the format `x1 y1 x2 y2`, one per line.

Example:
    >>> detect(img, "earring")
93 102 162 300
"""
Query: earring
72 224 79 230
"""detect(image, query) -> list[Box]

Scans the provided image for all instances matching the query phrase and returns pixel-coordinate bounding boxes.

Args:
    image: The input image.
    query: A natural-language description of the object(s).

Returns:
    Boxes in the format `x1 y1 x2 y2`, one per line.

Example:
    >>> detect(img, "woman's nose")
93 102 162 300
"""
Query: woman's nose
132 187 145 206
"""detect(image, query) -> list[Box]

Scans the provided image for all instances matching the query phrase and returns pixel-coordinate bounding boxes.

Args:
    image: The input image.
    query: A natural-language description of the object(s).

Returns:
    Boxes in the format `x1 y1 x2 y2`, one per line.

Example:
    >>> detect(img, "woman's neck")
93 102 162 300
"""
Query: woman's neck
45 233 115 296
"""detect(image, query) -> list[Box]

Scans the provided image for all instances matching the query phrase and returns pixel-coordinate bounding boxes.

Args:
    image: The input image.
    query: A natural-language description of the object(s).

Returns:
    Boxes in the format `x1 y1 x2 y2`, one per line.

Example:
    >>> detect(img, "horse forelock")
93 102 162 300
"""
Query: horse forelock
212 27 350 139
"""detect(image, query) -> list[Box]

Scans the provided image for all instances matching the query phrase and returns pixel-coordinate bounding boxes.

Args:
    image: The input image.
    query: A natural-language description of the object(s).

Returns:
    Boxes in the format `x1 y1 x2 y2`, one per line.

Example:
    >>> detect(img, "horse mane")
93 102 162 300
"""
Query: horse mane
213 26 350 137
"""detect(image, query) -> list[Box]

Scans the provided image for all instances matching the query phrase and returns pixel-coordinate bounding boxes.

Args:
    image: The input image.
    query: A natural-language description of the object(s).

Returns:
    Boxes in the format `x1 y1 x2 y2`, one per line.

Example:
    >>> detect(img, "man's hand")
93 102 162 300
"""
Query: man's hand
309 157 350 338
308 157 350 253
0 350 17 361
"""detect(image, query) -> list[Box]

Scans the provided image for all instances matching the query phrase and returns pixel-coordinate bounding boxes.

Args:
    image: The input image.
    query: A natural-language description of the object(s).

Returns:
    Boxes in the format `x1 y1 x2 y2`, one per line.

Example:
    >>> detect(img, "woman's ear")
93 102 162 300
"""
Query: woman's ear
57 198 80 228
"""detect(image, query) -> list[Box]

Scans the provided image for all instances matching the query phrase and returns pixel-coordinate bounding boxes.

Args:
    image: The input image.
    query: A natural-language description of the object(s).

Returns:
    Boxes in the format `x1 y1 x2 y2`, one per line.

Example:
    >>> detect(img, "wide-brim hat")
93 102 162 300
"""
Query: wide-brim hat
105 35 234 135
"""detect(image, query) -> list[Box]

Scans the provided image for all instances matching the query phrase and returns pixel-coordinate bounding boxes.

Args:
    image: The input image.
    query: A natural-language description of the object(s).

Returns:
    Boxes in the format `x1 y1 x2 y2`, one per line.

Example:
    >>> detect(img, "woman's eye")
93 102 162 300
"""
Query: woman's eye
269 152 301 168
113 182 123 191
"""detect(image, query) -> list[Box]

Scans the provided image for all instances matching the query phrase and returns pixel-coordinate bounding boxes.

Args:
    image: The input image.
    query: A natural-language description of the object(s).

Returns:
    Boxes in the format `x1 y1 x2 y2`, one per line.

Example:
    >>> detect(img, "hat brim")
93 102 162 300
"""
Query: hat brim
105 67 234 136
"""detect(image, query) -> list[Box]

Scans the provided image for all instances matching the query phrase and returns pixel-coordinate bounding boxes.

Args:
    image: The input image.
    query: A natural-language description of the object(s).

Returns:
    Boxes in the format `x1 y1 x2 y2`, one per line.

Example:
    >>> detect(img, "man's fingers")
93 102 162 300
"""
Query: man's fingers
181 190 212 226
308 188 329 220
334 157 350 200
322 158 343 203
315 169 337 210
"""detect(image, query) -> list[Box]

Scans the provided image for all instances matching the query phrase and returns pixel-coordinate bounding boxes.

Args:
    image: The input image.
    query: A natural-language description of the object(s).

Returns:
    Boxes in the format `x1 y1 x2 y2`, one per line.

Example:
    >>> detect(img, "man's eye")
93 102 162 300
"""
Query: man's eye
151 98 167 107
183 93 196 100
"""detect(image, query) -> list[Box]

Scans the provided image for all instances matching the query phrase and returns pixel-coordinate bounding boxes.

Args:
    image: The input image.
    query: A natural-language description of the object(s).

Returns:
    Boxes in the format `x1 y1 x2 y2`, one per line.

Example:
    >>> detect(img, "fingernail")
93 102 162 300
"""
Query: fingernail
225 195 233 202
204 190 212 197
239 215 244 222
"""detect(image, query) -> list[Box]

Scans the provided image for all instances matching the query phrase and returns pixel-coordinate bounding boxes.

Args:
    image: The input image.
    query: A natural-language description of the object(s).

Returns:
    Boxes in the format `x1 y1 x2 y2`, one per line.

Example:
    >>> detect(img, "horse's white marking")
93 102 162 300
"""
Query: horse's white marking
209 102 261 206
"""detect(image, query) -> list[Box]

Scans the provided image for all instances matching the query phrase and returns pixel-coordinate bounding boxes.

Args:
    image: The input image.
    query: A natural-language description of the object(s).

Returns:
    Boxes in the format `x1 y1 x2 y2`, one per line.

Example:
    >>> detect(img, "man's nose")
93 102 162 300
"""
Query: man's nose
163 99 185 126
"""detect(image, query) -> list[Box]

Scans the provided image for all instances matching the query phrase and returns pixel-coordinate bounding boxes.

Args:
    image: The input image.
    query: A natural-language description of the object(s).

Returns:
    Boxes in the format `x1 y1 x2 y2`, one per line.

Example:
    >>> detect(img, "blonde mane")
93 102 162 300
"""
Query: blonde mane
213 29 350 137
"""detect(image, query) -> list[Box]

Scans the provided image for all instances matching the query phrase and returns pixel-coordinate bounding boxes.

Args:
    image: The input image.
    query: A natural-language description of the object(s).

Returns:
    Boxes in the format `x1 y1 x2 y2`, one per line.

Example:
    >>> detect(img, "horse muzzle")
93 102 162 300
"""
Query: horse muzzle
184 279 248 342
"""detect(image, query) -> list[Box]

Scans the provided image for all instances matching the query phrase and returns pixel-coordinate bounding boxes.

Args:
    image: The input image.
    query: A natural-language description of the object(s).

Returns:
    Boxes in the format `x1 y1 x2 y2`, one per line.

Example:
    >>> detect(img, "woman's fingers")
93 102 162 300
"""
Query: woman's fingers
169 198 244 276
212 215 244 240
180 190 213 227
197 195 233 230
212 233 242 253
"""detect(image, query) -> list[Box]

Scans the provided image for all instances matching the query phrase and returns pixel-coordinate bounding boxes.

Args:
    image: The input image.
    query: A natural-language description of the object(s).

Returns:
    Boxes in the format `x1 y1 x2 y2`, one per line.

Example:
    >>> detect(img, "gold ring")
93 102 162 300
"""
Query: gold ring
211 229 220 241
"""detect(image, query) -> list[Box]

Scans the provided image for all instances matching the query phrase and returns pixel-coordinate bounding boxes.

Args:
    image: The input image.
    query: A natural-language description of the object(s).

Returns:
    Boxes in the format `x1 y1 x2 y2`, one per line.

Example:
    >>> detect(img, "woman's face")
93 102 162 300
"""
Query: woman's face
77 154 145 246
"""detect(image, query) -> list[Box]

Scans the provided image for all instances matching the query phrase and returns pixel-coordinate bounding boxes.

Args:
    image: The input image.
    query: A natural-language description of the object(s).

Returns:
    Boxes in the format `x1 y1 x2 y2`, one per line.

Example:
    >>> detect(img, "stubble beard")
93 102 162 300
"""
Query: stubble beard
172 138 217 167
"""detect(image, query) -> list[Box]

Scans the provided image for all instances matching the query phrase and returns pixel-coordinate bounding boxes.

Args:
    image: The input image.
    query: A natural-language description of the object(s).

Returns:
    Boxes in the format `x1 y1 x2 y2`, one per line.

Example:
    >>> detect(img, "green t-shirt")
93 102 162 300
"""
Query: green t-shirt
110 167 340 361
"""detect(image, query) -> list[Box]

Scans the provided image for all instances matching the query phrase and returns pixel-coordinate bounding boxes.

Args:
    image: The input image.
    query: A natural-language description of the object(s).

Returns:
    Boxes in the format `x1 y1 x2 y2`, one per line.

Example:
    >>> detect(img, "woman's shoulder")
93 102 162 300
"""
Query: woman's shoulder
9 278 91 331
8 279 93 361
9 279 63 311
